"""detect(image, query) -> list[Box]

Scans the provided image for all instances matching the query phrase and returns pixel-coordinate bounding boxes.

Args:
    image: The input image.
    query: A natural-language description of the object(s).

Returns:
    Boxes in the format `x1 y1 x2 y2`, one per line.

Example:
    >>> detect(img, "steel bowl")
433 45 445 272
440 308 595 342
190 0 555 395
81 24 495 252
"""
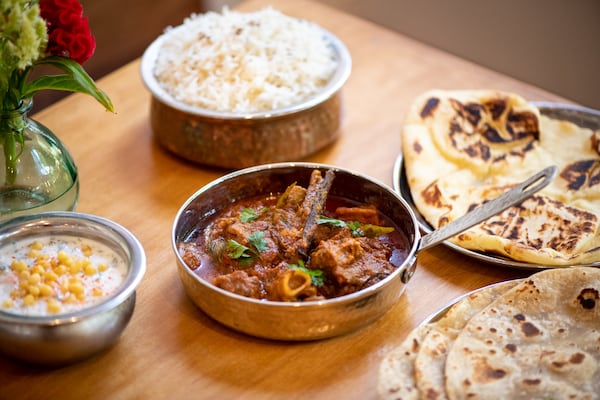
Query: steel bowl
0 212 146 366
140 22 352 169
172 162 420 341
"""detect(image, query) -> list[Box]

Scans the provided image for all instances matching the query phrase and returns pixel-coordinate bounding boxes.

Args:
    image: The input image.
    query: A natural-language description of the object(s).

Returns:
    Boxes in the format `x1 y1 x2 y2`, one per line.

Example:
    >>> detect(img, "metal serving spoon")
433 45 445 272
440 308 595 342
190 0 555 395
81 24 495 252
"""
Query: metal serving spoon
418 165 558 252
399 165 557 283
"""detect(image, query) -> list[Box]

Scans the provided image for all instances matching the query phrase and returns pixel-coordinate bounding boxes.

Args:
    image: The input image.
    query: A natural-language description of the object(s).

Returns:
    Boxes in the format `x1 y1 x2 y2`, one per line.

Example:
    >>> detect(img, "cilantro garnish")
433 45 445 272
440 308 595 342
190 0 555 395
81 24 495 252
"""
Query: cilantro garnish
317 216 394 237
226 240 251 260
248 231 268 253
240 208 260 223
346 221 362 236
226 231 268 265
239 208 268 223
318 216 362 236
317 216 347 228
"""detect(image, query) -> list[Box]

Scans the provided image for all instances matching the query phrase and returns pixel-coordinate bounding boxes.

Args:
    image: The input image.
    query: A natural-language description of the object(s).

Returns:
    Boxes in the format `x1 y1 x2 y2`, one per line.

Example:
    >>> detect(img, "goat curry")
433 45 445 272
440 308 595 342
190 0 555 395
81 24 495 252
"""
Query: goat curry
178 169 407 301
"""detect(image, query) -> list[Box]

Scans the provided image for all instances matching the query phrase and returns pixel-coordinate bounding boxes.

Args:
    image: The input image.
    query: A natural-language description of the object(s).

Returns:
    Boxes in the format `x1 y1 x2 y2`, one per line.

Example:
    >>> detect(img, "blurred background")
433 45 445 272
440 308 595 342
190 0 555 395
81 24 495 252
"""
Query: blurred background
34 0 600 112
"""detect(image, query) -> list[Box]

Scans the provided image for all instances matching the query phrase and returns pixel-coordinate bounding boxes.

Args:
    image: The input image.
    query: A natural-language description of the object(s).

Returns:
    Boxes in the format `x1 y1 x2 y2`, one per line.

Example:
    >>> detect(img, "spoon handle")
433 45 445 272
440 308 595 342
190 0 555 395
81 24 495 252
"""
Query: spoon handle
418 165 558 252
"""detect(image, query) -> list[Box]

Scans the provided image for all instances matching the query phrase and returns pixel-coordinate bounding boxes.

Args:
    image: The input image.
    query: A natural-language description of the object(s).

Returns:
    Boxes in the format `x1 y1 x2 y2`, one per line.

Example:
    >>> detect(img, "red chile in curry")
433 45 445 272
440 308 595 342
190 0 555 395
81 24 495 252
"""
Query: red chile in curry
178 170 409 302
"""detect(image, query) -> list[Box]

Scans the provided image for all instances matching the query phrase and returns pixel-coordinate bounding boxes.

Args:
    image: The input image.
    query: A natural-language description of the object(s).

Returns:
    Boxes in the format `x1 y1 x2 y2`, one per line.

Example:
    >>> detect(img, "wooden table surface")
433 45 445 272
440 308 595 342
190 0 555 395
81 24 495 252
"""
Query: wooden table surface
0 0 571 398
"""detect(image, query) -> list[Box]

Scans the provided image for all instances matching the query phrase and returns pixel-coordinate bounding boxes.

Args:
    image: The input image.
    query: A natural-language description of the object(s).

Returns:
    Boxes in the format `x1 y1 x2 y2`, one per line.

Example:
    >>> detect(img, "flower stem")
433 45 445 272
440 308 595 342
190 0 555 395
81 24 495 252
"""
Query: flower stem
0 104 27 186
3 131 18 185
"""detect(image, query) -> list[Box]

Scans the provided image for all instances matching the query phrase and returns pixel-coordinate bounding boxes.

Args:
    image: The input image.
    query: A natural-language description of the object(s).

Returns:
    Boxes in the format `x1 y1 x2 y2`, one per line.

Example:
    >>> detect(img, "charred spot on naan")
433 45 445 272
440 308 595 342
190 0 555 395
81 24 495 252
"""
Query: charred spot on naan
444 97 539 165
592 131 600 155
420 181 449 210
420 96 440 119
412 140 423 154
483 98 507 120
505 108 539 142
458 195 598 260
419 181 457 228
450 98 484 126
560 159 600 191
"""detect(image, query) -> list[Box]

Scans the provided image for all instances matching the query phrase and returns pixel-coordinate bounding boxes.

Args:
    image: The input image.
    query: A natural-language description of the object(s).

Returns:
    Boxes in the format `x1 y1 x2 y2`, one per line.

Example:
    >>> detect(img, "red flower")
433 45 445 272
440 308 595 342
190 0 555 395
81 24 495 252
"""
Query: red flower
39 0 96 64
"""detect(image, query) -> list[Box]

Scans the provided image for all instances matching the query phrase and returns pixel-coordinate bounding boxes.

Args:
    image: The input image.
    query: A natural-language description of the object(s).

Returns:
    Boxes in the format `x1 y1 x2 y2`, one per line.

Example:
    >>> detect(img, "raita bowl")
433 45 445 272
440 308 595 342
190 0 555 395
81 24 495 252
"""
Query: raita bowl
0 212 146 366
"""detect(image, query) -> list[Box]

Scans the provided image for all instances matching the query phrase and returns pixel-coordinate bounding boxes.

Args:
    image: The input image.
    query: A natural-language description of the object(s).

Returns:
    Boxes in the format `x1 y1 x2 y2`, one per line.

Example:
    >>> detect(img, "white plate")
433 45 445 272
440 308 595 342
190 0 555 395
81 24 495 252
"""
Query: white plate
393 102 600 270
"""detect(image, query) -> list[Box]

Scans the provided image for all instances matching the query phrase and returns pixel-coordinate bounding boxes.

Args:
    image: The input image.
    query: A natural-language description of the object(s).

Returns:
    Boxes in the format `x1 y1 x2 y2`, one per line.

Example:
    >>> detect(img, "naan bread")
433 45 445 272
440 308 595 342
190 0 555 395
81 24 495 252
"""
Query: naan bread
445 267 600 399
402 89 600 265
377 281 518 400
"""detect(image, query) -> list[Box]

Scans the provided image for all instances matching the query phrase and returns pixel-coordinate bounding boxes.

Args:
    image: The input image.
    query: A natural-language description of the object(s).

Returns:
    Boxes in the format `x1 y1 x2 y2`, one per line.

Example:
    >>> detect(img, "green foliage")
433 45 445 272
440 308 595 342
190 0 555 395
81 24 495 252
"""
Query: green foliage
226 231 268 265
248 231 268 253
0 0 113 112
317 216 394 237
23 56 114 112
0 0 113 184
0 0 47 109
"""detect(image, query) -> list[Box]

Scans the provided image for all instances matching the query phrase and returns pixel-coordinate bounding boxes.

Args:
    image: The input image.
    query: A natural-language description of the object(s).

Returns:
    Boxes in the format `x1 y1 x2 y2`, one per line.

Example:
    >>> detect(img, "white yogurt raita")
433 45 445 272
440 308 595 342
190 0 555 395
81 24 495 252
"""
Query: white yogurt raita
0 235 128 316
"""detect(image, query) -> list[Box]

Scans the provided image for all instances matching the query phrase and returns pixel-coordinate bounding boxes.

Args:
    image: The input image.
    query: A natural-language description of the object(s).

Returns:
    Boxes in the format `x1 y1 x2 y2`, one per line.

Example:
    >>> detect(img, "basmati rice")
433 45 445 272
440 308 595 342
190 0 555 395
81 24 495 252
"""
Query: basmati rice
153 7 339 113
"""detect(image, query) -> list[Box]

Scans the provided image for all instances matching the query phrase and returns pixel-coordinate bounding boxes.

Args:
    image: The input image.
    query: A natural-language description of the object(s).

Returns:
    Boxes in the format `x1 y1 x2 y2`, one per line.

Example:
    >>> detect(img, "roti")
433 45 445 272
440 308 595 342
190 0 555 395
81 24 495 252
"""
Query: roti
377 323 431 400
445 267 600 399
413 281 519 399
377 280 518 400
377 267 600 400
401 89 600 265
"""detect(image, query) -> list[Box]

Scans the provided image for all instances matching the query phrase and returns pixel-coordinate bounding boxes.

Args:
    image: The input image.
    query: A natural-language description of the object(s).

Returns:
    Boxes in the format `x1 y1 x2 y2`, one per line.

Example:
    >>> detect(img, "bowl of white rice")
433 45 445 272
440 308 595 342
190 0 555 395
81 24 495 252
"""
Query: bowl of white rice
140 7 351 169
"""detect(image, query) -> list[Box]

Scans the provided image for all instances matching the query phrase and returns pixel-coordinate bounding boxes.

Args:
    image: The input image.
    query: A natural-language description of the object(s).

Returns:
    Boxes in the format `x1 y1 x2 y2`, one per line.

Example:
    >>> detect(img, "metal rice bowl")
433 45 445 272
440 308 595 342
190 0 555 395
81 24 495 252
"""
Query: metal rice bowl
141 26 352 169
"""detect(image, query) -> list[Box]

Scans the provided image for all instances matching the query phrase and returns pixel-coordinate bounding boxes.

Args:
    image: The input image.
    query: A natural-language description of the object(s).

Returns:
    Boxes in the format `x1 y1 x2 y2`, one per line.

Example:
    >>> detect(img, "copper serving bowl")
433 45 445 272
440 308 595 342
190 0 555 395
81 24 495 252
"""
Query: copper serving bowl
172 163 420 341
0 212 146 366
140 25 351 169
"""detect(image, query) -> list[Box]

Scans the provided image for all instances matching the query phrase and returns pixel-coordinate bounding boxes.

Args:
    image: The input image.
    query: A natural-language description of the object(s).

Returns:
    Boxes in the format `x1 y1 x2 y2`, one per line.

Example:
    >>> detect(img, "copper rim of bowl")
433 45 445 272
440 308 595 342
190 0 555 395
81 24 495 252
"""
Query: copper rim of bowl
140 23 352 120
171 162 421 309
0 212 146 325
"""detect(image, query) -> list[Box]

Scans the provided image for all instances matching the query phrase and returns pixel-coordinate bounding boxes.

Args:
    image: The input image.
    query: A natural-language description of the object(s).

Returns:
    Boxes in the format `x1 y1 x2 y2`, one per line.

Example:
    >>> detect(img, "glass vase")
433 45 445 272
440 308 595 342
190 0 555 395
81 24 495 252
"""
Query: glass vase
0 102 79 221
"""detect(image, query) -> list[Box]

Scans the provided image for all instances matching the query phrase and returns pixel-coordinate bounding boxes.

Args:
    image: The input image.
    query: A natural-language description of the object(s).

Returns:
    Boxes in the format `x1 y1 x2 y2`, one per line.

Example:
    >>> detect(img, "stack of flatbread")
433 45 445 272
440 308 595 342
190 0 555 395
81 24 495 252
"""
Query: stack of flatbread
401 89 600 265
377 266 600 399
